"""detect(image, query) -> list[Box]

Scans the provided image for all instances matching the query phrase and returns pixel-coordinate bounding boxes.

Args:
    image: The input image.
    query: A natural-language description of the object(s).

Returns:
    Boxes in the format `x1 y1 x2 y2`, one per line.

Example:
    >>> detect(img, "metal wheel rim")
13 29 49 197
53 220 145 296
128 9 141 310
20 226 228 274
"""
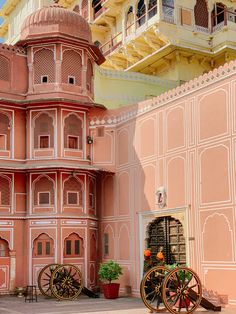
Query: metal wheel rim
50 264 84 300
162 267 202 314
38 263 61 297
140 265 170 313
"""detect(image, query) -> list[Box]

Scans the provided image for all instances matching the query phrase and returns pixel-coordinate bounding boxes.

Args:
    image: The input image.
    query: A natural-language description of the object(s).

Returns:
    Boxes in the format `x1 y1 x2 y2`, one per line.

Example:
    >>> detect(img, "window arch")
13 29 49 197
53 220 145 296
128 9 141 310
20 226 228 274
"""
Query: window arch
86 59 93 92
34 113 54 149
0 56 10 81
64 233 84 257
92 0 102 16
33 49 55 84
33 233 54 257
194 0 208 28
33 176 55 206
0 238 9 257
0 175 11 206
126 6 135 36
212 2 225 27
148 0 157 18
137 0 146 27
62 50 82 86
64 114 83 150
63 176 83 206
0 112 11 151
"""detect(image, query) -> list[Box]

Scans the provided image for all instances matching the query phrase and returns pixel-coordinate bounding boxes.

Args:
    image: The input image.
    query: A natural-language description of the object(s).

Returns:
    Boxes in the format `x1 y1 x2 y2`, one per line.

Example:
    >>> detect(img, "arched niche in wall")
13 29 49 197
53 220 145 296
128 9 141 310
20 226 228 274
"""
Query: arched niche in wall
167 156 186 208
166 106 185 151
200 145 230 204
202 213 233 261
33 175 55 207
118 172 130 216
0 174 11 207
62 50 82 86
32 233 54 257
0 111 11 151
63 176 84 208
33 112 54 149
63 113 83 150
118 129 129 166
118 224 130 260
103 175 114 216
33 48 55 84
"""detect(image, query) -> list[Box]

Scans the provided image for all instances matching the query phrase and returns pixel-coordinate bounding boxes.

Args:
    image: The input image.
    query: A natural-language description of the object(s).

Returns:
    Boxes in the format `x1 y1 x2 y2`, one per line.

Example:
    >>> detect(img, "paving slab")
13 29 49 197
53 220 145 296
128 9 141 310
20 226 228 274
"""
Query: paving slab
0 295 234 314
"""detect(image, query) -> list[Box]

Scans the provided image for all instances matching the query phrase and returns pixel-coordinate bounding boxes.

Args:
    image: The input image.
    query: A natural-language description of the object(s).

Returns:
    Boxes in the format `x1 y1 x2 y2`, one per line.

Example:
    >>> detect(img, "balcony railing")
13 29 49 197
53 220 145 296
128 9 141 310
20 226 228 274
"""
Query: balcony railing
100 32 122 56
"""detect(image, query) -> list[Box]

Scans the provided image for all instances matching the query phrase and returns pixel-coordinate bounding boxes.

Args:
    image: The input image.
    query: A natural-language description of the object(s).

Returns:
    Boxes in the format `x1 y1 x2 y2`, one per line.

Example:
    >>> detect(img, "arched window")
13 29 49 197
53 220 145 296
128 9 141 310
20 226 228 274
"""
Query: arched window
148 0 157 19
64 114 83 150
64 233 84 257
33 233 54 257
212 3 225 27
0 56 10 81
0 175 11 206
194 0 208 29
34 49 55 84
34 113 54 149
92 0 102 16
0 112 10 151
86 59 93 92
62 50 82 86
126 7 135 36
0 238 9 257
63 176 83 206
33 176 54 206
81 0 88 19
137 0 146 27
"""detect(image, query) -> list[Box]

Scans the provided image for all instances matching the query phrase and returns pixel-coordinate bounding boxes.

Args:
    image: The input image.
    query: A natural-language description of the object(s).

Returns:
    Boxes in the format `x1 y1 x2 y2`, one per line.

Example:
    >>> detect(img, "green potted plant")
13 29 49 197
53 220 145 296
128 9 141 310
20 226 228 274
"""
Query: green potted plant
98 260 123 299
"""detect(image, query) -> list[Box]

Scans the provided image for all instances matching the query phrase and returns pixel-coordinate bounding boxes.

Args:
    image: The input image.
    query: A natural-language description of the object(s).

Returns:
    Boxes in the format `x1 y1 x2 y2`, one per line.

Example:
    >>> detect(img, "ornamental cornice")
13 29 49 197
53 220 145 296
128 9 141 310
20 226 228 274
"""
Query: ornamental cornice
0 43 26 55
90 59 236 127
95 65 178 88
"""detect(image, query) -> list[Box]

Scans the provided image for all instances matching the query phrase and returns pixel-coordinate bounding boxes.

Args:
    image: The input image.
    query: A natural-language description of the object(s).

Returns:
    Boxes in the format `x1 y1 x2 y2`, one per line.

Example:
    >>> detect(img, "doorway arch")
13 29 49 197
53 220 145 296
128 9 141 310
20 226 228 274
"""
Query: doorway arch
146 216 186 265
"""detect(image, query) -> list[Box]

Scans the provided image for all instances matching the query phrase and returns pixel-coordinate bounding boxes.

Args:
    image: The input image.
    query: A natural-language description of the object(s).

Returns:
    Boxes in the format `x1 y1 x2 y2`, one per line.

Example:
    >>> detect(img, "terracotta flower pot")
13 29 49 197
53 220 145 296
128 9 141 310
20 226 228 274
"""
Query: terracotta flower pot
103 283 120 299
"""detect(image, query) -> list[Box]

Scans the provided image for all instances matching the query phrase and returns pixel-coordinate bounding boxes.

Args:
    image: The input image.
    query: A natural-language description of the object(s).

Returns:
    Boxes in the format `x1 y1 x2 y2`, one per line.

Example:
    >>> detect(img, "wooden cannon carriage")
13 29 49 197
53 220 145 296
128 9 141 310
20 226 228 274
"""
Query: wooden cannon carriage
140 265 221 314
38 263 98 301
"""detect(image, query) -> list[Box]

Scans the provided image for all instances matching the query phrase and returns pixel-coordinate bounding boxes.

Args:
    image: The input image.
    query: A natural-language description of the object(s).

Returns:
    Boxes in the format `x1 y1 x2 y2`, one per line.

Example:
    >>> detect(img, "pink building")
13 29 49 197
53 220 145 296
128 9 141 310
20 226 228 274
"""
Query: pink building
0 2 236 307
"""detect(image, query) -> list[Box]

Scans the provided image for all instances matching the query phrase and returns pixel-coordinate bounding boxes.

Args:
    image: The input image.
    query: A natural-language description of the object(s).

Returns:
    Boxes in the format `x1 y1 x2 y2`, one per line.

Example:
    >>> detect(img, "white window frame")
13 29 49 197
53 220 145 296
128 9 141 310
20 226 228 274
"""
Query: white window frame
41 75 49 83
68 76 76 85
67 191 79 206
67 135 79 150
0 134 7 150
38 134 50 149
38 191 50 206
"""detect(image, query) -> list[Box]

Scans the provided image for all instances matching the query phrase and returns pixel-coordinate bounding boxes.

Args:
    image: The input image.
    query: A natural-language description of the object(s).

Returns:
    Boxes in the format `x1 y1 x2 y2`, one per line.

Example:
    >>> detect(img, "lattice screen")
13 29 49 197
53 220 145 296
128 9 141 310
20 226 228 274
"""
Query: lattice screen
0 113 10 150
86 59 93 92
82 0 88 19
0 176 10 206
64 114 82 149
62 50 82 86
0 56 10 81
63 177 83 206
194 0 208 28
34 113 54 148
33 49 55 84
33 176 54 206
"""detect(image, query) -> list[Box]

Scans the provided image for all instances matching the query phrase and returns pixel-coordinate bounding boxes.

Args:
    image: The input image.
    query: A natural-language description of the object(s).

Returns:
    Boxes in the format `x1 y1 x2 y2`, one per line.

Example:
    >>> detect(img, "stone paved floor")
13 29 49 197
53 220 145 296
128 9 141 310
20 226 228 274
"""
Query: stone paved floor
0 295 235 314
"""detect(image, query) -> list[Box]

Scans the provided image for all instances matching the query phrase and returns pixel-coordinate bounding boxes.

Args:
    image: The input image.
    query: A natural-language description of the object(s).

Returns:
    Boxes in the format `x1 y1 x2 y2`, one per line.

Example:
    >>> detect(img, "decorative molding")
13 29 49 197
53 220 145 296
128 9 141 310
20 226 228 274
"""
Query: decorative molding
0 43 26 55
95 65 178 87
90 60 236 127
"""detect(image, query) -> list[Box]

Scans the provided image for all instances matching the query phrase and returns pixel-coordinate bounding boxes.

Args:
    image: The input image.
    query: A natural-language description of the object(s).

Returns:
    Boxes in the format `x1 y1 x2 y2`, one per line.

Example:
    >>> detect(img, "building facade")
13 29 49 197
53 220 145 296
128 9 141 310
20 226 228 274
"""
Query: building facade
0 0 236 308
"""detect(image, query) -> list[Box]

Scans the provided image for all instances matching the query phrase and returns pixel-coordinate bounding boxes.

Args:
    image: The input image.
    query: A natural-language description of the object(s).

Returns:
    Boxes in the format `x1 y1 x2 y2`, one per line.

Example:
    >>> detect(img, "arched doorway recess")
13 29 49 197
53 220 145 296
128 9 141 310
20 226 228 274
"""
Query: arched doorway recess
147 216 186 265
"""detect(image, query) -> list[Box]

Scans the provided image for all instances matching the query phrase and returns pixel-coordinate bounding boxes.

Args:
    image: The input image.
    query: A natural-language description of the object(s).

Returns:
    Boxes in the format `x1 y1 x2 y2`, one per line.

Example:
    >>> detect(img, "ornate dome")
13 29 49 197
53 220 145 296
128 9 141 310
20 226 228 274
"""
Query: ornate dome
20 4 92 42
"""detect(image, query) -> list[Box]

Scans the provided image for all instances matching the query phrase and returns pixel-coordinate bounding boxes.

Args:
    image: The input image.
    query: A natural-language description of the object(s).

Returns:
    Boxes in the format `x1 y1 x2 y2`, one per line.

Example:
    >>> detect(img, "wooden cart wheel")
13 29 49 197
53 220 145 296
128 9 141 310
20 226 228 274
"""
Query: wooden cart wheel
140 265 170 313
50 264 84 300
38 263 60 297
162 267 202 314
